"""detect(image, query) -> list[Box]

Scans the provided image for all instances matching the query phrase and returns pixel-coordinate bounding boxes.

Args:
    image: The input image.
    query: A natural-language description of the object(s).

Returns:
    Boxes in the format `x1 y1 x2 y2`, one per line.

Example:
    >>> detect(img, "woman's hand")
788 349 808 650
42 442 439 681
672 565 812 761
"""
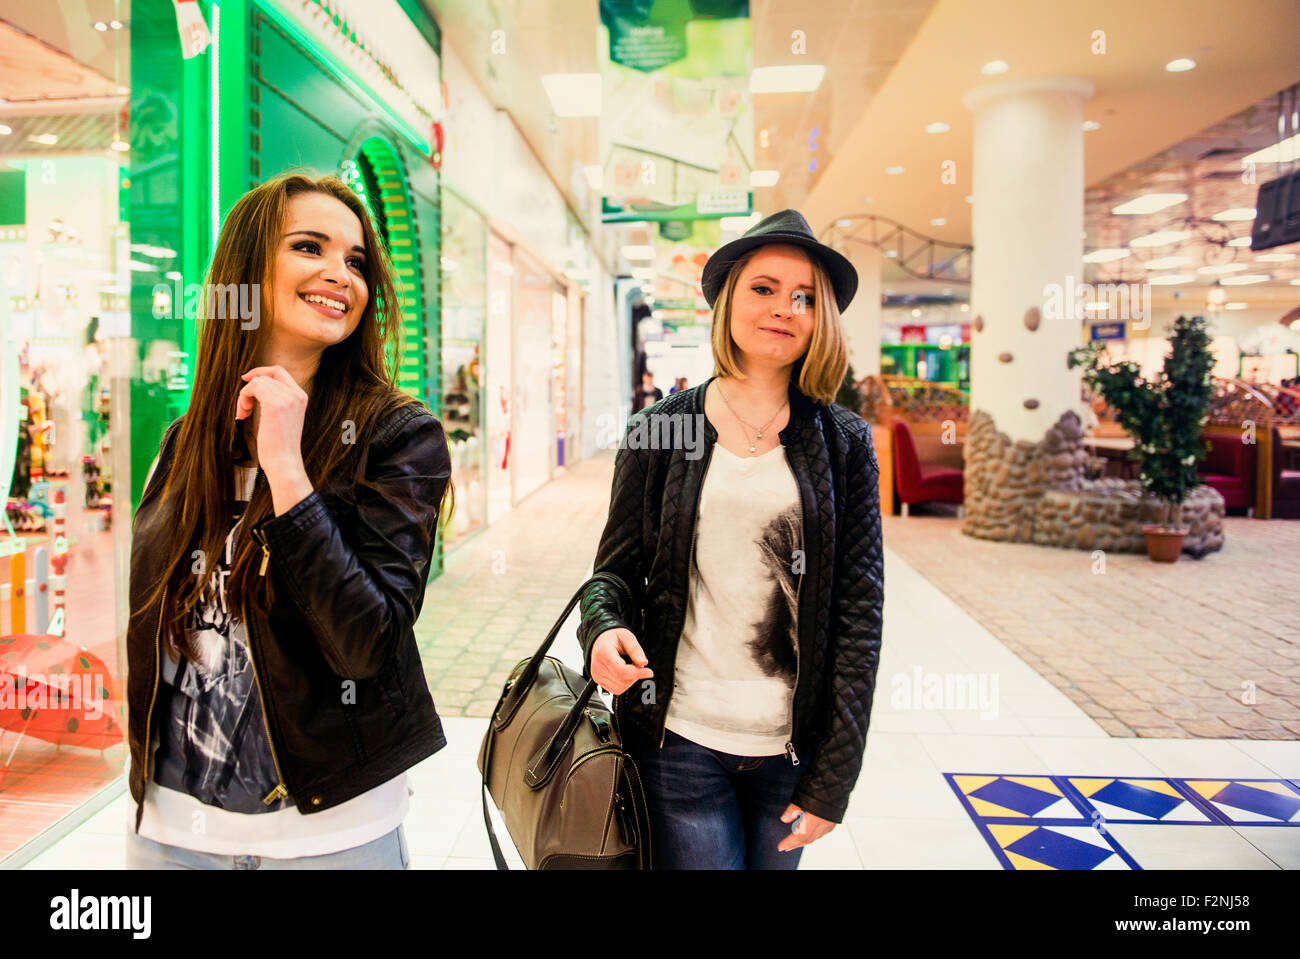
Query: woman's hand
590 628 654 695
777 804 835 853
237 365 313 514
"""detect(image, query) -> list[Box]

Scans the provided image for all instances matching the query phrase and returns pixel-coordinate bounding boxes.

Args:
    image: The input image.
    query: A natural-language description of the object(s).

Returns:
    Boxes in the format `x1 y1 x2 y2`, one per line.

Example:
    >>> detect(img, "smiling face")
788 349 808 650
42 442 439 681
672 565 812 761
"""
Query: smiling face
269 191 370 357
726 244 817 373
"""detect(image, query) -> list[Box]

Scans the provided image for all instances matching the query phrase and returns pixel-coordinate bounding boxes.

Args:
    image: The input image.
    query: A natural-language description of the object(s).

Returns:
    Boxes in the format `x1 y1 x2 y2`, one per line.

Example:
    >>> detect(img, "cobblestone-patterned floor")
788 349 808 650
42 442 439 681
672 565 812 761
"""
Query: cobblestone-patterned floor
414 455 616 716
882 512 1300 740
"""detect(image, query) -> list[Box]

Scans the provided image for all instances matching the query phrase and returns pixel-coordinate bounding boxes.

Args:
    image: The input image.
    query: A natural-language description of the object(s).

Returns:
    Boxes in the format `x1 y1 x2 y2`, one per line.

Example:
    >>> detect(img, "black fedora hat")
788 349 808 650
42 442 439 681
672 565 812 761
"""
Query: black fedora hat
701 209 858 312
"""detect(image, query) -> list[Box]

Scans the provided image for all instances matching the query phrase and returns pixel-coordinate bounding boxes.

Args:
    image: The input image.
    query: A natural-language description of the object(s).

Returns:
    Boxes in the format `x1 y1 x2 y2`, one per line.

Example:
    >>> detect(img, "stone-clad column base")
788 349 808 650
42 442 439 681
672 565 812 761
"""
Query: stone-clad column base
961 408 1225 557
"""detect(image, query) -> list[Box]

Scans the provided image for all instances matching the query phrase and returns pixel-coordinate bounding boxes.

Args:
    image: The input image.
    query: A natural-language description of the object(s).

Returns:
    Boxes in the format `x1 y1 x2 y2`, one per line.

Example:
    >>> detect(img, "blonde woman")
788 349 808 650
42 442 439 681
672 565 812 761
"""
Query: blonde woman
579 211 885 869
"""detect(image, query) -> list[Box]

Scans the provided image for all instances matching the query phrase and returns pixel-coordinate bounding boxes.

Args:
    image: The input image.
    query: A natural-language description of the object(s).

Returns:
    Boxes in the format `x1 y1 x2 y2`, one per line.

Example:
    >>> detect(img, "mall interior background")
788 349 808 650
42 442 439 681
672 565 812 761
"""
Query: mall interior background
0 0 1298 865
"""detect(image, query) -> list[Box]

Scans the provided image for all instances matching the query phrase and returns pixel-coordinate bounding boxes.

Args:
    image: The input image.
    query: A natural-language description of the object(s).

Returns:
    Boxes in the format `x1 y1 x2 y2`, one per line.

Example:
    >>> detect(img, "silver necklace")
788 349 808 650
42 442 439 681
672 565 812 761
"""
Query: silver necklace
716 382 788 454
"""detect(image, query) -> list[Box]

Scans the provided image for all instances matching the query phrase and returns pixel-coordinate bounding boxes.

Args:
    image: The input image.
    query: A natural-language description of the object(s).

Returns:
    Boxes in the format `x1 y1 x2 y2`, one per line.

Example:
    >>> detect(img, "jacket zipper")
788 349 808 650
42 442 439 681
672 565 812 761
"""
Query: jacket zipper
783 444 807 767
659 438 713 749
241 598 289 804
250 525 270 576
141 585 167 793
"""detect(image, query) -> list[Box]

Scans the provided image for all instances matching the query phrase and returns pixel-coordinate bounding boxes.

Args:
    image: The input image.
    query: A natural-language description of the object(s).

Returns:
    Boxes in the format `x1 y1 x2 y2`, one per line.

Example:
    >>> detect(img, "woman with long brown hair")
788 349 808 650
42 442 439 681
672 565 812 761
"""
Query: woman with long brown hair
124 171 452 869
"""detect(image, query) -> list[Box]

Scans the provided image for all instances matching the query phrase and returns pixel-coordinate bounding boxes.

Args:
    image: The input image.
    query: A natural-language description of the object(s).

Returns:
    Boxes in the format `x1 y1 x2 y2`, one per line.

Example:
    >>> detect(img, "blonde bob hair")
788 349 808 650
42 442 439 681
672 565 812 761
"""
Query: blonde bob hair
709 245 849 405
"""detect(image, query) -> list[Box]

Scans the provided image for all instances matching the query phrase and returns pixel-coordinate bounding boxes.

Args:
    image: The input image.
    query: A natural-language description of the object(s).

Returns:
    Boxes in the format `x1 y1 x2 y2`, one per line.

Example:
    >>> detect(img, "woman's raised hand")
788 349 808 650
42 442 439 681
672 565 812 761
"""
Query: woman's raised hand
590 628 654 695
237 365 314 514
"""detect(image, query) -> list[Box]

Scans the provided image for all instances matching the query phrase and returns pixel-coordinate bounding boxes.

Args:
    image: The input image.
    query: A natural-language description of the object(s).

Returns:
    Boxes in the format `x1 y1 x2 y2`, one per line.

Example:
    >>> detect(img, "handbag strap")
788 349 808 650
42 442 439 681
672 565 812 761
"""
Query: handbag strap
493 570 632 729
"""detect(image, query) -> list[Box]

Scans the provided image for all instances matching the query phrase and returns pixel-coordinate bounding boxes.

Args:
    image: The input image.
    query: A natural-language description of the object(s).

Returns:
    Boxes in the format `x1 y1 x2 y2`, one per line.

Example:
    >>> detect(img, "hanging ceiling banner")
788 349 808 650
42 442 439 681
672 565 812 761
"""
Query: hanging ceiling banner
599 0 753 223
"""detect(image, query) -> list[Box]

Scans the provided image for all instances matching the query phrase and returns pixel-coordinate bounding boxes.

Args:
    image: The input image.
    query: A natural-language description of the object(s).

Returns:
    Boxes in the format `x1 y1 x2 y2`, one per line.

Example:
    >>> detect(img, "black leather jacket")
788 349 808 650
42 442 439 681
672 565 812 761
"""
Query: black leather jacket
578 377 885 824
126 402 451 831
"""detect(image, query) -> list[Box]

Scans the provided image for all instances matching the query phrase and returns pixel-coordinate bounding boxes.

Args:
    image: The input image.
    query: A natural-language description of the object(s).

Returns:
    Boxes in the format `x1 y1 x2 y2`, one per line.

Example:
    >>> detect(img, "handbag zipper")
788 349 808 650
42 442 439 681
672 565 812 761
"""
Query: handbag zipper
241 599 289 804
563 746 621 784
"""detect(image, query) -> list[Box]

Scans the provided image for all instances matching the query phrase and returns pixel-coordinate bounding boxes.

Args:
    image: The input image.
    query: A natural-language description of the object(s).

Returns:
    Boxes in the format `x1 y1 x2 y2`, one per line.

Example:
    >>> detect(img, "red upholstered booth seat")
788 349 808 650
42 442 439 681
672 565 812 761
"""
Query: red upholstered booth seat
1198 432 1256 509
1271 427 1300 519
892 418 964 507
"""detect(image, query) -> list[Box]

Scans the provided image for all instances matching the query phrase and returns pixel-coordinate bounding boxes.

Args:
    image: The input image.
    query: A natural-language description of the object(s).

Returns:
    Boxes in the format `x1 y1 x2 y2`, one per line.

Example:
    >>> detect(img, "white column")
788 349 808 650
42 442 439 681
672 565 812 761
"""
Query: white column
961 76 1094 441
838 241 883 376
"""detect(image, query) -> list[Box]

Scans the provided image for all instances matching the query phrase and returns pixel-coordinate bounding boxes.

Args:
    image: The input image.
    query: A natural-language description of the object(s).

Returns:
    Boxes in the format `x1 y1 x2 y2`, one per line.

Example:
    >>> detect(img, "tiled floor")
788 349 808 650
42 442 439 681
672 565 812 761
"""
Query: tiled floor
882 510 1300 739
20 535 1300 869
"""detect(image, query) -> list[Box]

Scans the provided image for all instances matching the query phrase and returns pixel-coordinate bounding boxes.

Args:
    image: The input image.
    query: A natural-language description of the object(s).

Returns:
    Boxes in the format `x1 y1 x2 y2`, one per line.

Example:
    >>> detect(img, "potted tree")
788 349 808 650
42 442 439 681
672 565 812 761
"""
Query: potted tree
1068 314 1215 562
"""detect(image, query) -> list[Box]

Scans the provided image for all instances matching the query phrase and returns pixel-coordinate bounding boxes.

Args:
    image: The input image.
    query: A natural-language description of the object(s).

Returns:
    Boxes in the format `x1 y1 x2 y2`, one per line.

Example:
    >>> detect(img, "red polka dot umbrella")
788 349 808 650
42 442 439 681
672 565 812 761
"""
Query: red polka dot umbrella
0 634 124 789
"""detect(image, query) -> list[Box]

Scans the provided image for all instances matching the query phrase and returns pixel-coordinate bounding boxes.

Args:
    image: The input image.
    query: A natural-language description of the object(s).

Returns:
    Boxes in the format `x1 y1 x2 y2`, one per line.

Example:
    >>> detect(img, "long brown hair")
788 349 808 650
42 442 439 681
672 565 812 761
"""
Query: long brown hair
143 171 451 661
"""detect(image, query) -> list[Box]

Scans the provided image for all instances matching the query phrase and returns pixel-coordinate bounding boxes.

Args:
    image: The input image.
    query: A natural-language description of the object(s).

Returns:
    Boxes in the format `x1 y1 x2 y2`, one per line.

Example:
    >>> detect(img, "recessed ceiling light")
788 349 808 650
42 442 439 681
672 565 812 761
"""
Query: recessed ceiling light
1211 207 1256 221
910 308 921 317
110 138 129 152
885 166 905 175
1143 255 1192 270
1223 302 1248 310
1082 120 1101 132
29 133 58 145
884 250 898 258
1129 230 1192 247
1165 58 1197 72
959 303 970 312
1111 193 1186 215
1291 278 1300 286
1147 273 1196 285
750 65 826 94
539 74 601 117
93 21 108 31
835 218 851 227
1228 236 1252 247
1242 133 1300 166
109 19 123 29
1082 248 1130 263
981 60 1009 75
0 124 10 136
930 217 947 226
750 170 780 188
1254 252 1295 262
1219 274 1270 285
925 122 949 134
1196 263 1248 275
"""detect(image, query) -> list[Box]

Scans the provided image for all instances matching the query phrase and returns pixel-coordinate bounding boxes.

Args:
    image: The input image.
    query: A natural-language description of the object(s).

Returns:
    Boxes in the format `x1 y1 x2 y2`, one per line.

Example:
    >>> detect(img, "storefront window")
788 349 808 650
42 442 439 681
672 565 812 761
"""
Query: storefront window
0 13 131 863
439 189 487 545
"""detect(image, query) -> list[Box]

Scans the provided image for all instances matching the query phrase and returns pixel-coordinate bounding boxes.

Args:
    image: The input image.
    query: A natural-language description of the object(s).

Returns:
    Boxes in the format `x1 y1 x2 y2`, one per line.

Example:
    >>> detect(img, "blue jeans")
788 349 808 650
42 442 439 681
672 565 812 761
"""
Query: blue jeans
635 729 804 870
125 825 409 870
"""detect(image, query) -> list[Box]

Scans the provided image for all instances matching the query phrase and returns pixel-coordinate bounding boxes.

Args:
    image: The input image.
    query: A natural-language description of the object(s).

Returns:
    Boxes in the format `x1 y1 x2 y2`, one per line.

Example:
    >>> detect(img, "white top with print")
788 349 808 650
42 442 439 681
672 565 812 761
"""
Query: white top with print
664 444 802 756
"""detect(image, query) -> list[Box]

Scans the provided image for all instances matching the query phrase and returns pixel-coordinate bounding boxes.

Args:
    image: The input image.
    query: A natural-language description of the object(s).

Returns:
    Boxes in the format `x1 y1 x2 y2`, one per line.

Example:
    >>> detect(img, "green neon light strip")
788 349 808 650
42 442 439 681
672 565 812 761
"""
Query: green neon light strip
257 0 432 154
360 140 424 396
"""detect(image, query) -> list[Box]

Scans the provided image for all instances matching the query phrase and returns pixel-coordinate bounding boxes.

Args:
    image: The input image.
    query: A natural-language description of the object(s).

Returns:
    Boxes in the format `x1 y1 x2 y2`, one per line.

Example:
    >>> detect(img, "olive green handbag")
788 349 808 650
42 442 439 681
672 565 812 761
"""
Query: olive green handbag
477 571 652 869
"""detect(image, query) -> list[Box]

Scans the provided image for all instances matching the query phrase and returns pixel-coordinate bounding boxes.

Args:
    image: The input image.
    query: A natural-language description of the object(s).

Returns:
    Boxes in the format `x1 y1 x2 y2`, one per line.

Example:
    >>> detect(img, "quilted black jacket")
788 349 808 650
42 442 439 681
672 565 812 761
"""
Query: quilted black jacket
578 376 884 824
125 402 451 832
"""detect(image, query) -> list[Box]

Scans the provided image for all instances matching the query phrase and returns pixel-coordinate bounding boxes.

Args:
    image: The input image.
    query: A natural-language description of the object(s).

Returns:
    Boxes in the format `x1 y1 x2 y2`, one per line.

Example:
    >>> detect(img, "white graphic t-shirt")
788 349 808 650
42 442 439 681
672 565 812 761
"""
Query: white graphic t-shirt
664 444 802 756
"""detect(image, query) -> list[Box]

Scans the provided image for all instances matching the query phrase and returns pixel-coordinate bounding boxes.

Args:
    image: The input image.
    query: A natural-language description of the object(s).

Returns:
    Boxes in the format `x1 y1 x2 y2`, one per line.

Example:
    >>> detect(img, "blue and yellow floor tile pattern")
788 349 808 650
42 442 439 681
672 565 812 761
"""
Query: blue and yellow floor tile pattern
945 774 1300 870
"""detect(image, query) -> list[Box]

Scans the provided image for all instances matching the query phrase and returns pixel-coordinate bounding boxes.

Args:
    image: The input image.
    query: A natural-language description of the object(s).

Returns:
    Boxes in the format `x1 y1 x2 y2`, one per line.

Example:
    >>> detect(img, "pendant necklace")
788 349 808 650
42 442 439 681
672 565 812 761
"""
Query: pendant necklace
716 382 788 454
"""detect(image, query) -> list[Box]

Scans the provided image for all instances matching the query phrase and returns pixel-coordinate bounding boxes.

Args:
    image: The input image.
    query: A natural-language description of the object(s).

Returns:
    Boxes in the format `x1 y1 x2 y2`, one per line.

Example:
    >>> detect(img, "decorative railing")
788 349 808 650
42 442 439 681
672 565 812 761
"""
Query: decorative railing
862 375 970 426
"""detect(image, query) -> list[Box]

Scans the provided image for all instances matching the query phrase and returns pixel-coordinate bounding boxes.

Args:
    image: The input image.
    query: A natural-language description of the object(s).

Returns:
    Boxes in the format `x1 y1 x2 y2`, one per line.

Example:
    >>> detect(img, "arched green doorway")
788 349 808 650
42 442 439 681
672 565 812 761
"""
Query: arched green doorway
342 136 427 401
